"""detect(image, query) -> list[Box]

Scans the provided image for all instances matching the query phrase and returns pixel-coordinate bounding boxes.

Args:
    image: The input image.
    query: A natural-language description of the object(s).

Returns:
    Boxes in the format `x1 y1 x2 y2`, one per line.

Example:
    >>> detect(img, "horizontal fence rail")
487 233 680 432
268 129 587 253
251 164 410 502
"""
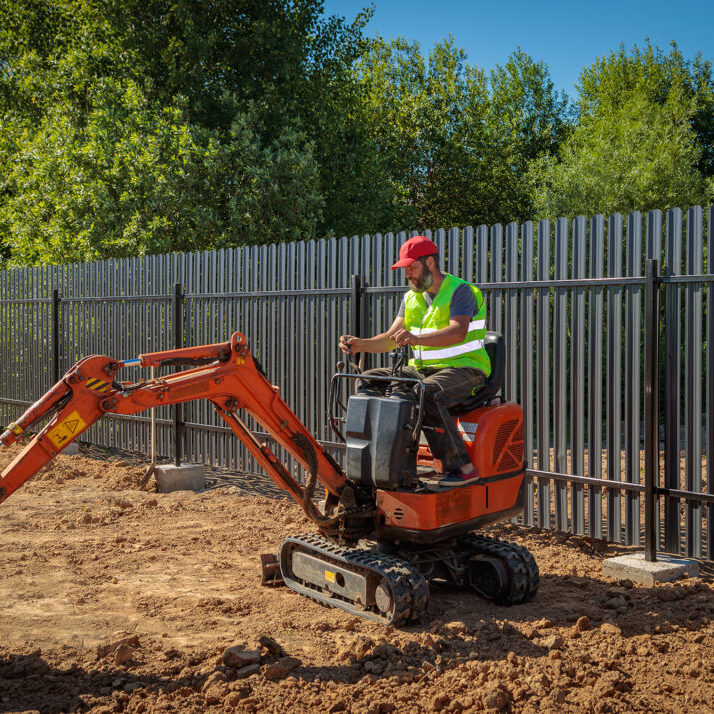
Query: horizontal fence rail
1 206 712 559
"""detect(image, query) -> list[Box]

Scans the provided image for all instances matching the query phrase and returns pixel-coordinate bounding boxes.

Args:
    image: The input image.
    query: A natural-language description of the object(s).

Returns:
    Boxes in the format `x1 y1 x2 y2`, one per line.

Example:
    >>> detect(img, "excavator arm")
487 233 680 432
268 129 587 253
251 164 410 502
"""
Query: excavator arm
0 332 360 533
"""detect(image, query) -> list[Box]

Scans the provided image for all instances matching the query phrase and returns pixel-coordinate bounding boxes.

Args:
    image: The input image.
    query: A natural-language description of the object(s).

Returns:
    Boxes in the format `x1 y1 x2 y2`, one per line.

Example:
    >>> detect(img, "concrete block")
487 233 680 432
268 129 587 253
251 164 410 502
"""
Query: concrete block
602 552 699 585
154 464 205 493
62 441 80 455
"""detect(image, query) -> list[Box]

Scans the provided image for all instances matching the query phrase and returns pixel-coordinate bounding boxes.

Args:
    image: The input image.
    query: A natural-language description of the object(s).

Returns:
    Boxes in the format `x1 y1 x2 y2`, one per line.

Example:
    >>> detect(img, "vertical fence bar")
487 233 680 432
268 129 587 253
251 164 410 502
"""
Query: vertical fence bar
51 289 60 384
588 215 605 538
462 226 474 284
644 259 660 562
571 216 586 535
172 281 184 466
645 210 663 549
536 219 551 528
384 232 397 371
489 224 503 335
504 223 518 401
607 213 623 542
646 210 663 264
350 275 362 336
306 240 317 435
685 206 703 557
476 226 489 286
295 242 307 450
553 218 568 531
351 274 362 361
360 275 369 362
520 222 535 526
707 206 714 559
448 226 460 276
371 233 384 349
664 208 683 553
625 212 642 545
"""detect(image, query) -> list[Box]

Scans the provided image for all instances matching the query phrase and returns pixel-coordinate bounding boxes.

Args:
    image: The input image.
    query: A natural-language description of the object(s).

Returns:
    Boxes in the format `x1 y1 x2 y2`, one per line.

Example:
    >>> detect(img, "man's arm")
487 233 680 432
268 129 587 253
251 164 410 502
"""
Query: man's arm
339 317 404 354
391 316 469 348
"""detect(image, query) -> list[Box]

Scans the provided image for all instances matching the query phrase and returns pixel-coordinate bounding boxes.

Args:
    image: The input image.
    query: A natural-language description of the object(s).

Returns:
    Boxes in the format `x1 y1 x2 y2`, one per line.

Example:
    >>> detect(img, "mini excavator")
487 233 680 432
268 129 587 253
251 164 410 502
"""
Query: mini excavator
0 331 538 625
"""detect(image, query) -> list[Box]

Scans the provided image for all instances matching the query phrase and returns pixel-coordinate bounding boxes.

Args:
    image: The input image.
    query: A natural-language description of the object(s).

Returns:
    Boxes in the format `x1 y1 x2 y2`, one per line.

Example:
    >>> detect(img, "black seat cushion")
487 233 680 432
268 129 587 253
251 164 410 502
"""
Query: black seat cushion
447 332 505 416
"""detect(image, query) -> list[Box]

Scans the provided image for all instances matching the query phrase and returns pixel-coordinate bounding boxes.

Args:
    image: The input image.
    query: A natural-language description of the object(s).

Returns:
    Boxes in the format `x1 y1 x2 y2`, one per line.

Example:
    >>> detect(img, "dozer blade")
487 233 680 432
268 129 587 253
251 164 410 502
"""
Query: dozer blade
260 553 284 587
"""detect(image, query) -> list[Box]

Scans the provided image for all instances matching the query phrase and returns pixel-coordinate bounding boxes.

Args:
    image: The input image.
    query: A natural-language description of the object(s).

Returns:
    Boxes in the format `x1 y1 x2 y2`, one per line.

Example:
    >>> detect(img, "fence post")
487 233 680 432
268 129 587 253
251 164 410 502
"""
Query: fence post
351 274 369 371
350 274 361 335
172 281 184 466
51 289 60 384
644 259 660 562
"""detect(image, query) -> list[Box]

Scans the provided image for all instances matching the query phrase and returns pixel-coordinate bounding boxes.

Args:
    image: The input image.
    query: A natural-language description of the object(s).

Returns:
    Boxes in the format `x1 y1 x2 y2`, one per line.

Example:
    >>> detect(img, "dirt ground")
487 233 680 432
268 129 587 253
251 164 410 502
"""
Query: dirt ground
1 443 713 714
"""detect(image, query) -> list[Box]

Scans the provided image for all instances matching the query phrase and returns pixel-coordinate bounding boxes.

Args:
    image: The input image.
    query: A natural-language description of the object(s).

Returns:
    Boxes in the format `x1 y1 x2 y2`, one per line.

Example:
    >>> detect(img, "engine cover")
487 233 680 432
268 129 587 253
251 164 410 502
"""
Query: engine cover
417 401 524 478
344 393 418 489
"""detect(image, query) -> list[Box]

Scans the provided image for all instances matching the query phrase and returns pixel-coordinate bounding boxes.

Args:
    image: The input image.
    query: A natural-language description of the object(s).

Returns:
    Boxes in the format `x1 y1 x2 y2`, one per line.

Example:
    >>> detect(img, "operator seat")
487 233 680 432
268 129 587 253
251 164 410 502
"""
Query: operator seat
448 331 505 416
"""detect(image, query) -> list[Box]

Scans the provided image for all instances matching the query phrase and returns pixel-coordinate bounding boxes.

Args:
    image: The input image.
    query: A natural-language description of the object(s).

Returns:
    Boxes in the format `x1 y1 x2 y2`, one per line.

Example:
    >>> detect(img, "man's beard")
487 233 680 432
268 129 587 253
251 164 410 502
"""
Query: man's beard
411 270 433 293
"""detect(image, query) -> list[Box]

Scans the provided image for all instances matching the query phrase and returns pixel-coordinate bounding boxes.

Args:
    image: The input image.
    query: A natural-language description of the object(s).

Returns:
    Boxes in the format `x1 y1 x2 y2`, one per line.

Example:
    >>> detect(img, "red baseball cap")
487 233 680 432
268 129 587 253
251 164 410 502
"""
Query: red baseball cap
391 235 438 269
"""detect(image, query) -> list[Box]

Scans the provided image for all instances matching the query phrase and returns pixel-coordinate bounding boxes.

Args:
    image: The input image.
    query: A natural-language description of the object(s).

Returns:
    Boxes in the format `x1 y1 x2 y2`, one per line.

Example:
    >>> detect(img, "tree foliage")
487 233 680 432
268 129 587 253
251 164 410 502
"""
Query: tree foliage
1 80 323 263
530 42 714 218
0 4 712 267
0 0 363 264
356 38 568 230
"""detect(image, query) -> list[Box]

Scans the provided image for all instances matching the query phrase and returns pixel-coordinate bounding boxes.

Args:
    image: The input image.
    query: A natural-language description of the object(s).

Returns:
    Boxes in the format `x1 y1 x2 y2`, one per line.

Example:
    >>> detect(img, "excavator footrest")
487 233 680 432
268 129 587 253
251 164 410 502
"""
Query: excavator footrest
260 553 284 587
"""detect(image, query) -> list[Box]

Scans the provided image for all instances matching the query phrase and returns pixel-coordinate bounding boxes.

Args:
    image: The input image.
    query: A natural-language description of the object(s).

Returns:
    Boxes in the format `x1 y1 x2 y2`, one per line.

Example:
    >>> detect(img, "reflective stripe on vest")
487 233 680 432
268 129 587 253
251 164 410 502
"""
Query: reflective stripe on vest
403 274 491 375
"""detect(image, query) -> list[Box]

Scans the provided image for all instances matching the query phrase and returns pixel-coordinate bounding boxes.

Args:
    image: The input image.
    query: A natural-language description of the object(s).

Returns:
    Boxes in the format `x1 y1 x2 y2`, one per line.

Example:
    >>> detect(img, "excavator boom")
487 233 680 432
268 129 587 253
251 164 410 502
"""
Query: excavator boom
0 333 348 523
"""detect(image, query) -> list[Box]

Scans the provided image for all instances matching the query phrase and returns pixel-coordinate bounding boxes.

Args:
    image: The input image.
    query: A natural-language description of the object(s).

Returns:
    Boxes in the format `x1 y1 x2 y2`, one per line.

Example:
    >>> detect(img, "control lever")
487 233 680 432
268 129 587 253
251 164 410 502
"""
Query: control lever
390 346 409 377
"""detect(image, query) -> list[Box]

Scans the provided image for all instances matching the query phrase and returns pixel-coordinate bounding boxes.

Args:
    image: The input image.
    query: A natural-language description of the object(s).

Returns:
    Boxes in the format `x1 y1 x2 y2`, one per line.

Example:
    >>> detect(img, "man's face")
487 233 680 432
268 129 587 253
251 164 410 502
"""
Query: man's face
405 258 433 293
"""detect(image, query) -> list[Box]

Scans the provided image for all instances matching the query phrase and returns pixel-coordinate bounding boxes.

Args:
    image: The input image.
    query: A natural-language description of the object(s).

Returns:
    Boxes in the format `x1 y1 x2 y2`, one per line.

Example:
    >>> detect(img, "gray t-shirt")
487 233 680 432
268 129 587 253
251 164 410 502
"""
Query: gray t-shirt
397 282 476 321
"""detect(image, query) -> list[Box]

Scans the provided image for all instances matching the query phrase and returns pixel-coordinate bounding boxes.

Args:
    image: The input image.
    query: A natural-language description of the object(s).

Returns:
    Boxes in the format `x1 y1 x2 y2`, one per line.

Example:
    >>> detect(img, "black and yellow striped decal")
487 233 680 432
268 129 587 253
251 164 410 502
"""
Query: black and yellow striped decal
86 378 111 393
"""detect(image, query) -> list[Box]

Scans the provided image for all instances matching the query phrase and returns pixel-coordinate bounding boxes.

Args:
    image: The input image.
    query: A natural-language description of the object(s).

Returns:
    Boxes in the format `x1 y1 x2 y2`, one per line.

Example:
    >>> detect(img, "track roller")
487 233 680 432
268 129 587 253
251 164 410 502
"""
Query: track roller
463 534 539 605
279 533 429 625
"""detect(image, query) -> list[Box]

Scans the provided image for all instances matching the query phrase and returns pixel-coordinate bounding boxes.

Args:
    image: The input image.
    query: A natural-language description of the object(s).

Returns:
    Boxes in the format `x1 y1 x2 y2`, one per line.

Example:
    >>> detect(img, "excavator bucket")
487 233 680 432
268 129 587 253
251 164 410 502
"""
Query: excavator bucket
260 553 283 586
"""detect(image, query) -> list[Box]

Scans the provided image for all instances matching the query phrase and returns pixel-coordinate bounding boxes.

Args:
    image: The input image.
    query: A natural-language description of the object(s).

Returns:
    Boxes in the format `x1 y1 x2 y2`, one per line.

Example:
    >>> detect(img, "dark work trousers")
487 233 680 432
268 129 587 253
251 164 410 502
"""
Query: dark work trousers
357 365 486 473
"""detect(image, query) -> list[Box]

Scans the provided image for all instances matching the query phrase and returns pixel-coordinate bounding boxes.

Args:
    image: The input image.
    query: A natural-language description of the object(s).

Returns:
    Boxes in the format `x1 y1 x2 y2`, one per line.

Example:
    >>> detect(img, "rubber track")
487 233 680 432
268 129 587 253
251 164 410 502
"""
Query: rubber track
461 534 539 605
280 533 429 626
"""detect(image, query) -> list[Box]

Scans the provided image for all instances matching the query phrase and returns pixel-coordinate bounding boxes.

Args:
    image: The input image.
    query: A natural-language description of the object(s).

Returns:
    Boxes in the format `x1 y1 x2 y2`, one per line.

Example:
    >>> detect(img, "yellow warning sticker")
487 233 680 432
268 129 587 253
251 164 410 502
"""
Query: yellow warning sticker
324 570 336 583
86 378 110 393
47 411 87 450
235 356 245 365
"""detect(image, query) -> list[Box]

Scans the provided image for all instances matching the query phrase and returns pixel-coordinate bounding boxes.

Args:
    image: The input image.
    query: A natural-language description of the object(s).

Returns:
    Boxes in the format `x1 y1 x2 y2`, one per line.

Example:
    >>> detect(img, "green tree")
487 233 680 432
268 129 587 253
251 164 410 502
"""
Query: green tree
577 42 714 177
530 42 713 218
356 37 568 230
0 0 368 264
484 49 570 222
530 90 709 218
0 79 323 264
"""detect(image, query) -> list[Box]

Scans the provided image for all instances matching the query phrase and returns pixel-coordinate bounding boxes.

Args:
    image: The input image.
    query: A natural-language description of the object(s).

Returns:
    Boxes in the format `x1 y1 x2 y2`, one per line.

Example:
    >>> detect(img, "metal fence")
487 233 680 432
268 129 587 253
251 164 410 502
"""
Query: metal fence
1 206 712 558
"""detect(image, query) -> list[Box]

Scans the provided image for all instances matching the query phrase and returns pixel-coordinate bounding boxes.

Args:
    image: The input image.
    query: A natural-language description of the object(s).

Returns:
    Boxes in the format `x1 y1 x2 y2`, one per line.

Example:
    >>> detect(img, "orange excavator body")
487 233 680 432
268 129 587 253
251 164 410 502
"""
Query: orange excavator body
0 331 537 625
0 331 526 539
375 402 525 541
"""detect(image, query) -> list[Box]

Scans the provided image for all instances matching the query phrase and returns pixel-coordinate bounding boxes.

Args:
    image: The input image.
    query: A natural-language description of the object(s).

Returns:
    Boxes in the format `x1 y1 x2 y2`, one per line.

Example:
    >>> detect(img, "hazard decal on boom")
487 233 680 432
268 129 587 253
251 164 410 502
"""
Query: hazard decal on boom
86 378 110 393
47 411 87 450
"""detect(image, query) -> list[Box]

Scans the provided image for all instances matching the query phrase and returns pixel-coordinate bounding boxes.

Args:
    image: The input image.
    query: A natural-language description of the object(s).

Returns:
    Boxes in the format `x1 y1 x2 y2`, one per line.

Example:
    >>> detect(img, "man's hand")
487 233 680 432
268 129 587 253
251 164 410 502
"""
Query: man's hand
389 328 419 347
339 335 362 354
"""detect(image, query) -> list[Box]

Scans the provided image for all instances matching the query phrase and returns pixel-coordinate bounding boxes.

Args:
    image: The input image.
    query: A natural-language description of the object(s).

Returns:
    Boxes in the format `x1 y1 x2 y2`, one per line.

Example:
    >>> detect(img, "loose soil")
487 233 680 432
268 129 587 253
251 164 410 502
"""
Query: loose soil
1 443 712 714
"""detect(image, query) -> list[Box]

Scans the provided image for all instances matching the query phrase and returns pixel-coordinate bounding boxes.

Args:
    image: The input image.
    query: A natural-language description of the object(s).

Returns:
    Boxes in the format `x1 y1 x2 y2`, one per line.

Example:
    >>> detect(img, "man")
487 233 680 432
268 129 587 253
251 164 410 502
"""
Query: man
338 235 490 484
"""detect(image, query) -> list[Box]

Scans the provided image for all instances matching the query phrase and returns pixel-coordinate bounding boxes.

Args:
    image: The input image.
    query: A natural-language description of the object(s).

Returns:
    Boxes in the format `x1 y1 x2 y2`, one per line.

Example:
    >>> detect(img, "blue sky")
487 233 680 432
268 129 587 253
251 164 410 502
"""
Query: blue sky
323 0 714 98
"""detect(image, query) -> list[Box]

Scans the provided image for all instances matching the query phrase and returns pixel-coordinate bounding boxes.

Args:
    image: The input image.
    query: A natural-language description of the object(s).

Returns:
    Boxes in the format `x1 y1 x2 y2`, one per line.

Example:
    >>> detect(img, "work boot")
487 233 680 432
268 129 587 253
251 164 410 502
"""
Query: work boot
438 465 483 488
